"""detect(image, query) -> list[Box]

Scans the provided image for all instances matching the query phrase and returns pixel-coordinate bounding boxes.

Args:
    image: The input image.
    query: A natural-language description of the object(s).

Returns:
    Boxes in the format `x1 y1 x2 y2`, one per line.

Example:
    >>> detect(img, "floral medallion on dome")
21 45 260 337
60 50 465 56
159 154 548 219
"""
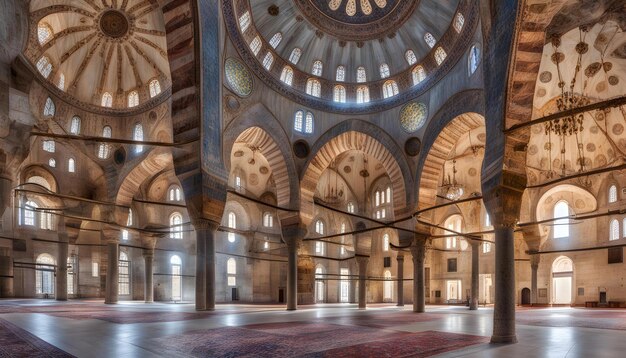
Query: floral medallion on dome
400 102 427 133
225 58 253 98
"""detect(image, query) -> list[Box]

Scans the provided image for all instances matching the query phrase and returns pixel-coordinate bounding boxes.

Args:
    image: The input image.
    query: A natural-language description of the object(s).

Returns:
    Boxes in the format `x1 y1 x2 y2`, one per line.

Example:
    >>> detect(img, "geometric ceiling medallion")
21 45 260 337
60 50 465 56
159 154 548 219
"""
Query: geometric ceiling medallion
399 102 428 133
225 58 254 98
99 10 130 39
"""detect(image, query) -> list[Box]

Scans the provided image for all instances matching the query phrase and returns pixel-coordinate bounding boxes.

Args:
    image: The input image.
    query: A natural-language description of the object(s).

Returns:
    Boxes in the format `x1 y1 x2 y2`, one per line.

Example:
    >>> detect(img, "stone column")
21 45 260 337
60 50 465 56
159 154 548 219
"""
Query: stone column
286 239 300 310
143 249 154 303
102 225 120 304
470 241 480 310
530 255 539 305
195 227 206 310
356 256 369 310
193 219 220 311
397 255 404 307
104 239 119 304
0 247 13 298
55 230 69 301
410 237 426 313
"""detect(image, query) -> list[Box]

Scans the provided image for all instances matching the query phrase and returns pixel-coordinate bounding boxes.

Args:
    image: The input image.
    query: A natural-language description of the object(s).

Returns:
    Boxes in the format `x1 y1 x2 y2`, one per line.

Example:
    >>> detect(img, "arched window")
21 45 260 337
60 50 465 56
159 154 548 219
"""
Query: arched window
36 56 53 78
356 86 369 103
269 32 282 48
101 92 113 107
36 254 55 295
98 126 112 159
263 212 273 227
347 202 355 213
57 73 65 90
610 219 620 241
171 255 182 301
43 97 55 116
169 186 182 201
24 201 38 226
434 47 447 66
170 212 183 239
127 208 133 226
68 158 75 173
412 66 426 85
119 251 130 295
239 11 251 31
315 265 325 302
249 36 262 55
444 215 462 249
386 186 391 203
609 185 618 203
483 242 492 253
305 112 314 134
43 140 55 152
306 79 321 97
553 201 570 239
48 158 56 168
382 80 399 98
623 218 626 238
227 258 236 286
127 91 139 107
334 85 346 103
454 13 465 33
280 66 294 86
485 212 491 227
468 45 480 75
336 65 346 82
312 60 323 76
383 233 389 251
294 110 304 132
121 229 129 241
424 32 436 48
67 256 76 295
383 270 392 301
356 66 367 83
133 123 144 153
315 220 325 235
262 52 274 70
149 79 161 97
289 48 302 64
379 63 390 79
37 22 53 44
70 116 81 135
227 212 236 243
405 50 417 65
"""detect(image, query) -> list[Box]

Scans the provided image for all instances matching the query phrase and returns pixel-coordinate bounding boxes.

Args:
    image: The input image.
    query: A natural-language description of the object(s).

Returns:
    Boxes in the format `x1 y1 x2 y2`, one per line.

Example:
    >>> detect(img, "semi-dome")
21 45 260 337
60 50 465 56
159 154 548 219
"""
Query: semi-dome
224 0 477 113
25 0 171 113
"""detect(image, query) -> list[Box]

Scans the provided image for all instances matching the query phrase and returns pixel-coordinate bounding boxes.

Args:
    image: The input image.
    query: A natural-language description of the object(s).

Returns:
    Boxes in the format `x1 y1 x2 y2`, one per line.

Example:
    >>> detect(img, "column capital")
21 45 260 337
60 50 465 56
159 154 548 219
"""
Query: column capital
355 254 370 265
191 217 220 231
142 248 155 260
101 225 120 243
482 170 526 229
530 254 540 268
410 237 427 262
396 255 404 262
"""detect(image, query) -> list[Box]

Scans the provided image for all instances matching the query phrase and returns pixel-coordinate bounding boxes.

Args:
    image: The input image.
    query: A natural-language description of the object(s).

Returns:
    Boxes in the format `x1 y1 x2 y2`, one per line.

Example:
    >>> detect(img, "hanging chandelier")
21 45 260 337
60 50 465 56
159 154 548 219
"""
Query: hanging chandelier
544 27 594 177
323 158 344 204
441 160 464 201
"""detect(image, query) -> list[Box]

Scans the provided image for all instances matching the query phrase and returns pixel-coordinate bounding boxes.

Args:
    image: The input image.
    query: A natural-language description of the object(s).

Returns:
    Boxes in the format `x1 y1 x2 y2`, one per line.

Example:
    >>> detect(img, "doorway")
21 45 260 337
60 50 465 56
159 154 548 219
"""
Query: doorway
552 256 573 304
479 274 492 304
340 268 350 303
446 280 462 302
521 287 531 305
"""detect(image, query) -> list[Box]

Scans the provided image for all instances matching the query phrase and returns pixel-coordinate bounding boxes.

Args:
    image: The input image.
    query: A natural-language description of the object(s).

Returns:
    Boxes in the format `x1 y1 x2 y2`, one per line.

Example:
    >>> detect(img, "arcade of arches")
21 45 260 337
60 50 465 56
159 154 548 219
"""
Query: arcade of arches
1 0 626 356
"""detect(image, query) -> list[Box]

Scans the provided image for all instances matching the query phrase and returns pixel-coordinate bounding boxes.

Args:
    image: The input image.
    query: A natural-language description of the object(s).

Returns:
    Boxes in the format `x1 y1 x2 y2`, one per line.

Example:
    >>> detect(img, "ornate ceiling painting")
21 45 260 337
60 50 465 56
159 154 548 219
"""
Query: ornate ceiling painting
26 0 171 113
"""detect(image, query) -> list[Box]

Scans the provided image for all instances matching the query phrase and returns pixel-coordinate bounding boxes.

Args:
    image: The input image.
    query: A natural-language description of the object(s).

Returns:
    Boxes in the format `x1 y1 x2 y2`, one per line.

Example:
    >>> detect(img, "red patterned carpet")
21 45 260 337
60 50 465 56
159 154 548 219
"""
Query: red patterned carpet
150 321 488 357
0 318 74 357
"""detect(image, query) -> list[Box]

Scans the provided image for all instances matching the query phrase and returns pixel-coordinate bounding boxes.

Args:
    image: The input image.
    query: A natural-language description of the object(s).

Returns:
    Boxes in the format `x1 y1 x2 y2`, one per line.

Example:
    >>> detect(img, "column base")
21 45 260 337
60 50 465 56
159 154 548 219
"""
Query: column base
55 298 67 301
490 335 518 344
286 308 297 311
104 301 117 305
397 303 404 307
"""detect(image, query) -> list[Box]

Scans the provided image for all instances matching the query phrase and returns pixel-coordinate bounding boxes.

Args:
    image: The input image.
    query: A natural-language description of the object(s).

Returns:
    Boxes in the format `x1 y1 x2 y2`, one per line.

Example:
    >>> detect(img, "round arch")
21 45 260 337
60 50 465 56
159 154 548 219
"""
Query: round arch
301 123 412 224
223 104 299 210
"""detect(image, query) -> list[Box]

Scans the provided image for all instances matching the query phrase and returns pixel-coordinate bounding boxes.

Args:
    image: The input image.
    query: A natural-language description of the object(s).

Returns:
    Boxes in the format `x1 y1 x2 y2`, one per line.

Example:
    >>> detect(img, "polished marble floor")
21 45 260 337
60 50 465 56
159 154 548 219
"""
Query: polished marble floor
1 299 626 357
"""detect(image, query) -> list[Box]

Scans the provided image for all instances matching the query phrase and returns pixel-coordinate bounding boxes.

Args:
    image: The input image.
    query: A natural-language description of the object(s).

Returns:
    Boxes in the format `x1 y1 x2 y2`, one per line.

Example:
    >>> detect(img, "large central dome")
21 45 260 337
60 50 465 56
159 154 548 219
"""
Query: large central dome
293 0 419 41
